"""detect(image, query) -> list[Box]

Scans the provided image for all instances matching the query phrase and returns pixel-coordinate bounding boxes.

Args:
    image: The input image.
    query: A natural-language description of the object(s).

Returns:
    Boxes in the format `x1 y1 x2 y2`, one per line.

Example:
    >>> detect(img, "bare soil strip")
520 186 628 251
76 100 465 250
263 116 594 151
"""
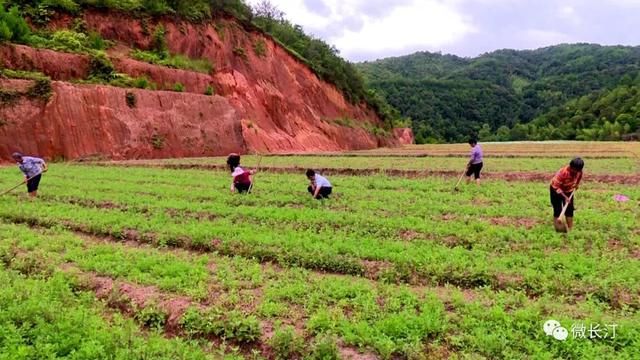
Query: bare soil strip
89 163 640 185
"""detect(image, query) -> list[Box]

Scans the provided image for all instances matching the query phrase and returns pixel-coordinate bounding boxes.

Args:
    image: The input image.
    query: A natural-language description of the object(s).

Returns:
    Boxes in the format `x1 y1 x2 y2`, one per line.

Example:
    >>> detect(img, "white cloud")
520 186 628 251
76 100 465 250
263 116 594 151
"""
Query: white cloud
246 0 476 60
332 1 475 58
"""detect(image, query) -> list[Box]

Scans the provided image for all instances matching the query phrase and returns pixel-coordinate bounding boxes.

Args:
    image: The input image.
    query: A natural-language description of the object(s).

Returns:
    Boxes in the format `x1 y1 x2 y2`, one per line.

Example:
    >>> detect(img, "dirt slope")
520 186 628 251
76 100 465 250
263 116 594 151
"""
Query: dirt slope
0 10 398 161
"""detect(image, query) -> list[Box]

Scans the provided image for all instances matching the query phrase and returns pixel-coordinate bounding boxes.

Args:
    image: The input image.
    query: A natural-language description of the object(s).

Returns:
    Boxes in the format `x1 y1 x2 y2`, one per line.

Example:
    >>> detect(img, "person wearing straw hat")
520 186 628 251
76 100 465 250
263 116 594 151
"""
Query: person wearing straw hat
12 152 47 199
550 157 584 231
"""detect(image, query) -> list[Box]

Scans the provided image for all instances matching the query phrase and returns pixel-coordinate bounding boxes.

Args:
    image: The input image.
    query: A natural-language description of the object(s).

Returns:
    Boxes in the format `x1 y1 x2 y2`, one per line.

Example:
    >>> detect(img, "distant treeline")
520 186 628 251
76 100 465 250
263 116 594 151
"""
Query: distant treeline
357 44 640 143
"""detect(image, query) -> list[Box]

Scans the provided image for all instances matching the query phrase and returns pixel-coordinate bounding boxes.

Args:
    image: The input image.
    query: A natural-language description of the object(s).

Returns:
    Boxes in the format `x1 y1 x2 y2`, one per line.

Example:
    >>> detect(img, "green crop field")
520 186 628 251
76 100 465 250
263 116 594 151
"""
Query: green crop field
0 143 638 359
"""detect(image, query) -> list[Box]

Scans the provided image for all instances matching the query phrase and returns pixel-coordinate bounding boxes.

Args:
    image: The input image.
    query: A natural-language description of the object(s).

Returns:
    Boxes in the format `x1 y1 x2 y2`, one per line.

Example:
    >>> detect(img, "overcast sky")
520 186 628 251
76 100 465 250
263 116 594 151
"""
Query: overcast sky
246 0 640 62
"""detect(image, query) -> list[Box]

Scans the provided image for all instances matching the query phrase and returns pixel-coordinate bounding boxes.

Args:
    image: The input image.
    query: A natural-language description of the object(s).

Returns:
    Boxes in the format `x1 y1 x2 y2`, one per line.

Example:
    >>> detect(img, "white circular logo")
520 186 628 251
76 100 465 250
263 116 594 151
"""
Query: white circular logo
553 326 569 341
543 319 561 336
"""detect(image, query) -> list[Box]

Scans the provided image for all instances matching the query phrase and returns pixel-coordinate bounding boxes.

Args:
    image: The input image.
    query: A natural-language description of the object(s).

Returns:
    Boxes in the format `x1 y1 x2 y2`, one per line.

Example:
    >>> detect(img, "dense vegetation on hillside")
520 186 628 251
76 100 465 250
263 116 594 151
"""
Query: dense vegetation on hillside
0 0 398 126
358 45 640 143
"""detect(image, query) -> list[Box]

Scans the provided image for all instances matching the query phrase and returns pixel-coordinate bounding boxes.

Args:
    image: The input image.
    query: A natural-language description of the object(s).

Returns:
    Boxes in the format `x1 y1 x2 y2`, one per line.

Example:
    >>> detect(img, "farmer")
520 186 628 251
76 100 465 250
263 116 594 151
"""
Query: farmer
306 169 332 199
466 138 483 185
12 152 47 199
226 153 256 194
550 157 584 231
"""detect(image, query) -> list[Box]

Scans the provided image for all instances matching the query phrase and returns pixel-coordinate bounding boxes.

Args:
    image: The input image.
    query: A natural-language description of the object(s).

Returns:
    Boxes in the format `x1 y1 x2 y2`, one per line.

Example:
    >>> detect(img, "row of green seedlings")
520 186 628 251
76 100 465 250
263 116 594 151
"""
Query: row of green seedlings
0 235 341 359
2 185 635 307
3 172 638 308
0 204 566 305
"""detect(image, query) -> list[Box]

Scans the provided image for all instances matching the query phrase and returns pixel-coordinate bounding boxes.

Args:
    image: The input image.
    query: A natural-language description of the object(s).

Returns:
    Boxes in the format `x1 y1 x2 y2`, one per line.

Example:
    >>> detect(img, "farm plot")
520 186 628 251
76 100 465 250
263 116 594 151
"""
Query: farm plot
0 154 638 359
103 153 640 176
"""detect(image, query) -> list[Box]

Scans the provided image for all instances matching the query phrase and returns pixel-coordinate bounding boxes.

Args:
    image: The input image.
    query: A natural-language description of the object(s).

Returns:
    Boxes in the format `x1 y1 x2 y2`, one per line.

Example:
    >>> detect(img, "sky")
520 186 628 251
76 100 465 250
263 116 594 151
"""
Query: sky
245 0 640 62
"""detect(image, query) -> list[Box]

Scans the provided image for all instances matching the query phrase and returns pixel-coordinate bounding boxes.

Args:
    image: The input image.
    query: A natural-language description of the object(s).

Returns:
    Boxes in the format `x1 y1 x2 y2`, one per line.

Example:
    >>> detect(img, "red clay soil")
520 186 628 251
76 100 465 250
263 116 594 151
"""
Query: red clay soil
393 127 415 145
80 271 198 335
0 10 400 161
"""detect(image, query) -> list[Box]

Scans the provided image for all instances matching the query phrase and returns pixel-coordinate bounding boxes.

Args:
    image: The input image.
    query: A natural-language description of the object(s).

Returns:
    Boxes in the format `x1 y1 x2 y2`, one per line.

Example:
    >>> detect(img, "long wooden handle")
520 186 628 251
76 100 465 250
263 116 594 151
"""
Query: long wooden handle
247 155 262 194
558 191 576 219
454 166 468 188
0 171 44 196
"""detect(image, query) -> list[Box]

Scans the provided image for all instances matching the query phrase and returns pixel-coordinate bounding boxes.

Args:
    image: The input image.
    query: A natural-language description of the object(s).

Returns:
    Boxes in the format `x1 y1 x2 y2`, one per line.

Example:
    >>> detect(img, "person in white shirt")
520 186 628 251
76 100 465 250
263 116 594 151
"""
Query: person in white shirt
306 169 332 199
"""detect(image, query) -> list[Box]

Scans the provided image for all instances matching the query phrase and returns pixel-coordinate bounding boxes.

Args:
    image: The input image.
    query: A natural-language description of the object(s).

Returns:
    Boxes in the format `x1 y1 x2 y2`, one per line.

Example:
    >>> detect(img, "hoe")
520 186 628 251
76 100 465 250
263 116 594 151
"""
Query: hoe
555 191 576 233
0 171 46 196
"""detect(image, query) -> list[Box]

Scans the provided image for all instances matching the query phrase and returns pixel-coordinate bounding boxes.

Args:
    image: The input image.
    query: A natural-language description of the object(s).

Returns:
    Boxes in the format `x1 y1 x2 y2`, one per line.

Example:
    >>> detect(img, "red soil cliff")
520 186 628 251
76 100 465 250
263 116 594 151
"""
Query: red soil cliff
0 11 399 161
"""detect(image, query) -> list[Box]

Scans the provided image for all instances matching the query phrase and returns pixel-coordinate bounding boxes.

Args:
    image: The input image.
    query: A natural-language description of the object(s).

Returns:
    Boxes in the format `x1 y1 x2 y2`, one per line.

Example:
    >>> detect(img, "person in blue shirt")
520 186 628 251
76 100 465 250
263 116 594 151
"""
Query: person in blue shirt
306 169 332 199
12 152 47 199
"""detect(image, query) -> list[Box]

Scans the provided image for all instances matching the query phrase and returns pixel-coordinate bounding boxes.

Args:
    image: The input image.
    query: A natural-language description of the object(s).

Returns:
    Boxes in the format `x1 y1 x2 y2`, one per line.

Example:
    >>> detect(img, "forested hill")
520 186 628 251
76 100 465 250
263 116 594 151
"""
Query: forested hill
357 44 640 143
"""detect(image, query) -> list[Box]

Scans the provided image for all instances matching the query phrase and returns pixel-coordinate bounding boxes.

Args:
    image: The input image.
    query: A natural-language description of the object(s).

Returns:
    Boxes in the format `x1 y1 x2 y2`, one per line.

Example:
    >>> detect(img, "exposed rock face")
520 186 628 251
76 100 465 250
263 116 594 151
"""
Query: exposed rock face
0 11 399 161
0 80 243 160
394 128 415 145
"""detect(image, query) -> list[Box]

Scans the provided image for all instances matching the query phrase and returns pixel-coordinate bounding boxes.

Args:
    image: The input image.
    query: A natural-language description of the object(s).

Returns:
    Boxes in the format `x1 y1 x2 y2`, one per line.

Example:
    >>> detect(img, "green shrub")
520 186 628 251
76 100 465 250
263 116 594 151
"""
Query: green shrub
131 49 213 74
233 46 247 61
88 52 115 80
26 78 53 100
172 82 184 92
134 304 167 331
0 88 20 105
268 326 305 359
125 91 136 108
308 335 341 360
204 85 214 95
151 133 165 149
1 68 48 81
253 39 266 58
0 5 31 43
151 24 168 58
133 76 150 89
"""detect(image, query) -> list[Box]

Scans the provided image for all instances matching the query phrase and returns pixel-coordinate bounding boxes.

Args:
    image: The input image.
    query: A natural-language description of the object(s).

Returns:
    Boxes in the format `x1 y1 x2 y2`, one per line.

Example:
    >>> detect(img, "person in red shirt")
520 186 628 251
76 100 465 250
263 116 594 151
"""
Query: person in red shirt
226 153 256 194
550 158 584 231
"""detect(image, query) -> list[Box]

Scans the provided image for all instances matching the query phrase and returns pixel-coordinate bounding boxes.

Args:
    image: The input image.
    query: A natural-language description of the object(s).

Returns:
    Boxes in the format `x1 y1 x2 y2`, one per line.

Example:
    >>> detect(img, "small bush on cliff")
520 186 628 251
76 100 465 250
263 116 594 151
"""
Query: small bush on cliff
172 82 184 92
131 49 213 74
1 69 48 81
151 133 165 149
232 46 247 61
29 29 111 53
204 85 214 96
125 91 136 108
89 51 116 80
151 24 169 58
253 39 266 58
26 78 53 101
0 88 20 106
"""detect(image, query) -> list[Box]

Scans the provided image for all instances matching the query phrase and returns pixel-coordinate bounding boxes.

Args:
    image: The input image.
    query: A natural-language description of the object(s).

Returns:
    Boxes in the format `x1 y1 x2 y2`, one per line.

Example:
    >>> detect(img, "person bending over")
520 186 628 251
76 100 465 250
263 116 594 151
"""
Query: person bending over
550 157 584 231
306 169 332 199
227 153 256 194
12 152 47 199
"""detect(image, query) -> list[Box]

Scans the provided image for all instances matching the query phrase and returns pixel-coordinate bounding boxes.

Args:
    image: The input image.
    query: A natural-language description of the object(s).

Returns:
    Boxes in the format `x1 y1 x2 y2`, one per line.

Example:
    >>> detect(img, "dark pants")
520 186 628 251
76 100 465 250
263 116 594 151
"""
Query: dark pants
466 162 483 179
308 186 332 199
235 182 251 193
550 186 574 217
26 174 41 193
